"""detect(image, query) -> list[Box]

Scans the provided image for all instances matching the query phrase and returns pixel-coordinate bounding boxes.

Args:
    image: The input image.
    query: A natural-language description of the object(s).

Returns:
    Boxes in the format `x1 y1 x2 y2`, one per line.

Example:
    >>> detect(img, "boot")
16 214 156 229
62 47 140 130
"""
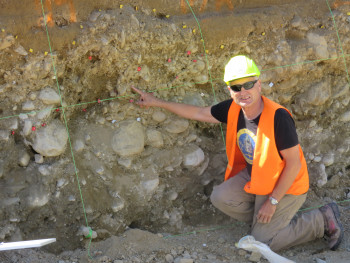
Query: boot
319 202 344 250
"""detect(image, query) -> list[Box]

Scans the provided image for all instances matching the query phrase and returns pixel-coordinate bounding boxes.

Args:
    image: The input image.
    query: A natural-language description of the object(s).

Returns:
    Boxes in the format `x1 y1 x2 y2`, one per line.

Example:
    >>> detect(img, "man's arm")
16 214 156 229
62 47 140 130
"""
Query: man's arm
131 87 220 123
270 145 302 201
256 144 301 224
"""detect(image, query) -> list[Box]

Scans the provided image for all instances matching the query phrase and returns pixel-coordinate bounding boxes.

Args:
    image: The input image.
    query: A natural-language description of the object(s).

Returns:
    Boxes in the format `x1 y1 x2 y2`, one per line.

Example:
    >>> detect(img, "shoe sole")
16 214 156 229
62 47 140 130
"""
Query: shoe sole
329 202 344 251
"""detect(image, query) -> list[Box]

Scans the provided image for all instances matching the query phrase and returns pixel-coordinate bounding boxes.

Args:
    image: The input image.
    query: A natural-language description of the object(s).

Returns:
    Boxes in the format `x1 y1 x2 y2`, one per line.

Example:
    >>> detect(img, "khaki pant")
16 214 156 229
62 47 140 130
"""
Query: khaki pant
210 169 325 251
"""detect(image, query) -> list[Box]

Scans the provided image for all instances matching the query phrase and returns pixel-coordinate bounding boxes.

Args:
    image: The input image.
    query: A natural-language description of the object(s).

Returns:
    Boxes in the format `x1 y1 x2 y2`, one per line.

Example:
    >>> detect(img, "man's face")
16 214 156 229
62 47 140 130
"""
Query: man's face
227 76 261 109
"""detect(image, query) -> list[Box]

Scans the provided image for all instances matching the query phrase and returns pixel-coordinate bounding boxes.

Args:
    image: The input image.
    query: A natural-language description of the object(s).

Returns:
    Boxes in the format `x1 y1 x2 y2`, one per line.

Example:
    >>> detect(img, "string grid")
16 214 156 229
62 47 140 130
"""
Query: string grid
0 0 348 254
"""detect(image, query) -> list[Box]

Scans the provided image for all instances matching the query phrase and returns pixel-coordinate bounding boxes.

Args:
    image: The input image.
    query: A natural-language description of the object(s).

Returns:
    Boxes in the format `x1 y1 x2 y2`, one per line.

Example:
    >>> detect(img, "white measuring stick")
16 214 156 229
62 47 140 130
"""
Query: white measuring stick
236 236 295 263
0 238 56 251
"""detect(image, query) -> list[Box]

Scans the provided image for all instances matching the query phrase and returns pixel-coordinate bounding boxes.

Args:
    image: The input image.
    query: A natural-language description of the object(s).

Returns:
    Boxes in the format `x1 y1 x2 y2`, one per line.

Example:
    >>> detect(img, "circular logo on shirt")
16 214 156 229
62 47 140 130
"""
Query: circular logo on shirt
237 129 256 164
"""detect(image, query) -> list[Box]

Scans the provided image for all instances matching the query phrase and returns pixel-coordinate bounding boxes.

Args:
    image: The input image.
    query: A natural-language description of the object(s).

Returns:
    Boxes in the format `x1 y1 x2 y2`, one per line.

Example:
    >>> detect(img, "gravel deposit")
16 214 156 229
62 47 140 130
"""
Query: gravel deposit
0 0 349 262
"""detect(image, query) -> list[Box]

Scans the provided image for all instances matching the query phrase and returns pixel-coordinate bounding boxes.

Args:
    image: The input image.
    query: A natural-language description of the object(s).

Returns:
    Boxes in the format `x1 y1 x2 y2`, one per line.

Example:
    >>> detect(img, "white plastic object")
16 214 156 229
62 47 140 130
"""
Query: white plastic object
236 235 295 263
0 238 56 251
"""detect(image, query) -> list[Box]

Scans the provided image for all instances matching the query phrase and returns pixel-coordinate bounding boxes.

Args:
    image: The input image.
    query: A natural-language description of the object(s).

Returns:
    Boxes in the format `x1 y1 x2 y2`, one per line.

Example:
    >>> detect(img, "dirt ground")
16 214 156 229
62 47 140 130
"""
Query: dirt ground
1 213 350 263
0 0 350 262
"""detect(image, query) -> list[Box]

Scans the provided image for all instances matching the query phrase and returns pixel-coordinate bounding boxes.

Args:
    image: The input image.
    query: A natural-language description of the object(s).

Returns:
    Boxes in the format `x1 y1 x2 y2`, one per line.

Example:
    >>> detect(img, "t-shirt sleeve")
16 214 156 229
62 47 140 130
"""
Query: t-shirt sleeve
274 108 299 152
210 99 233 123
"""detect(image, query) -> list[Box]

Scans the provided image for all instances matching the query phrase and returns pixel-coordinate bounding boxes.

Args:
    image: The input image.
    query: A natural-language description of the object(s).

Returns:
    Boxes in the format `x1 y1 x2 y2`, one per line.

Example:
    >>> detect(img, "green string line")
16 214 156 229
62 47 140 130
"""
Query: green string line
325 0 350 84
184 0 227 152
184 0 216 103
260 55 344 72
2 54 350 122
0 81 207 121
163 224 238 239
39 0 93 258
164 199 350 239
298 198 350 212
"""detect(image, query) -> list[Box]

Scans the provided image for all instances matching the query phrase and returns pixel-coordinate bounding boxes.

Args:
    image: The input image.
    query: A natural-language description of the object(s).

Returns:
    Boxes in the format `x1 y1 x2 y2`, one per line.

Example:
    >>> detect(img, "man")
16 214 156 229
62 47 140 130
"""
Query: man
131 55 344 251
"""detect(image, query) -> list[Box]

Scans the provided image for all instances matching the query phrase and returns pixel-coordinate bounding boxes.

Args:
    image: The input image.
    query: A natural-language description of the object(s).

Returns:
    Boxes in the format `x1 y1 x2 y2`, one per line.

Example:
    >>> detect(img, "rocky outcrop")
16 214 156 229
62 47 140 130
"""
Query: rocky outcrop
32 120 68 157
38 87 61 105
0 1 349 253
111 120 145 156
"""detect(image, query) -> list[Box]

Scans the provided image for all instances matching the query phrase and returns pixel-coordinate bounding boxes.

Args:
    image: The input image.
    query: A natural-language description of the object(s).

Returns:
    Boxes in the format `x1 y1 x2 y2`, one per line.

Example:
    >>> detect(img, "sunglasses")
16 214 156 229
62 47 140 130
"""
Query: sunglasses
229 80 258 92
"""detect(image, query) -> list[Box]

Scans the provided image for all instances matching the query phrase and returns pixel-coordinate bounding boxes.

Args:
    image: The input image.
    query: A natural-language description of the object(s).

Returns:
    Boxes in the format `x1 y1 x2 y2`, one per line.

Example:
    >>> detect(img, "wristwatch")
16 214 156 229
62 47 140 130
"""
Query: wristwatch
269 196 279 205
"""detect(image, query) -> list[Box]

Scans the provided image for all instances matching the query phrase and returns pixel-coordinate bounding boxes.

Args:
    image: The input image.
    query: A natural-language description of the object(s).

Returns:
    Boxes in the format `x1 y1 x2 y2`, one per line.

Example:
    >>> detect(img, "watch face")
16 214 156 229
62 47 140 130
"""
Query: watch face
270 197 278 205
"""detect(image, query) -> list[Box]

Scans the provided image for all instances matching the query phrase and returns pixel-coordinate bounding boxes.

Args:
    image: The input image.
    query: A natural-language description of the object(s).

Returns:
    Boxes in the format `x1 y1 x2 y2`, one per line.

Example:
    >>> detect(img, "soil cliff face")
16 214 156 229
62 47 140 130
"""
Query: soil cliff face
0 0 349 258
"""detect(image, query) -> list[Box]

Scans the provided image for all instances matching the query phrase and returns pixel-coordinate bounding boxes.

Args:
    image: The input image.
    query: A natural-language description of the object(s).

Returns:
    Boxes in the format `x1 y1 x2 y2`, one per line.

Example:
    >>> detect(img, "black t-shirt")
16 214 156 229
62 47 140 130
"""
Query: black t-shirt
211 99 299 175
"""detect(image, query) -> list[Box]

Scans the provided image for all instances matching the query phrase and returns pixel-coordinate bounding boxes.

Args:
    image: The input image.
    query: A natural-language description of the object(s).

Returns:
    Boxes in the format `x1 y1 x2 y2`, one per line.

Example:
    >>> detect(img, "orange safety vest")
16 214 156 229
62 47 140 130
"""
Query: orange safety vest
224 96 309 195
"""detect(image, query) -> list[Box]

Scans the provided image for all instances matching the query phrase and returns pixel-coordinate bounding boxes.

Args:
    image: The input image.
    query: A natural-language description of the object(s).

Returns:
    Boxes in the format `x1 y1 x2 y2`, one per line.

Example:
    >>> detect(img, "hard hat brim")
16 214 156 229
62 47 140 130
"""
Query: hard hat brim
224 73 260 84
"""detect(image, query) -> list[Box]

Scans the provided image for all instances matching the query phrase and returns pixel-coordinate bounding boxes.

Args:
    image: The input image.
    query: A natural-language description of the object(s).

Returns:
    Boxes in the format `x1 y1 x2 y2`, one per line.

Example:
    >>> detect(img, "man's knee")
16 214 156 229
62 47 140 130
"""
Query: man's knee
210 185 248 212
210 186 225 208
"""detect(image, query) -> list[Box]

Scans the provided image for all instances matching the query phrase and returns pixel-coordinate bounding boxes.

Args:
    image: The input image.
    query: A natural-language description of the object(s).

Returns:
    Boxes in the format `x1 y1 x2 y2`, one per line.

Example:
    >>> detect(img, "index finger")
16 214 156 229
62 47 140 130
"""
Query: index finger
131 86 144 95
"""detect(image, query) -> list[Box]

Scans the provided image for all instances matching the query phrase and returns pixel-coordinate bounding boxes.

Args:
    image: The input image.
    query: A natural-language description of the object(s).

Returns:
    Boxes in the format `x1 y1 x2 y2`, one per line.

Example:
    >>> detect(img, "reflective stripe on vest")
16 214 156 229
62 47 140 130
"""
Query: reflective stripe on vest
224 96 309 195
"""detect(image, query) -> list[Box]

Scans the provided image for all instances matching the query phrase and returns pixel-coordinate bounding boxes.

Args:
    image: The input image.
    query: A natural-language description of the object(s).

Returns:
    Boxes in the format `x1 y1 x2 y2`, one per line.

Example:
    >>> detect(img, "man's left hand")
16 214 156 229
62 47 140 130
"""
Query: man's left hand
256 199 277 224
